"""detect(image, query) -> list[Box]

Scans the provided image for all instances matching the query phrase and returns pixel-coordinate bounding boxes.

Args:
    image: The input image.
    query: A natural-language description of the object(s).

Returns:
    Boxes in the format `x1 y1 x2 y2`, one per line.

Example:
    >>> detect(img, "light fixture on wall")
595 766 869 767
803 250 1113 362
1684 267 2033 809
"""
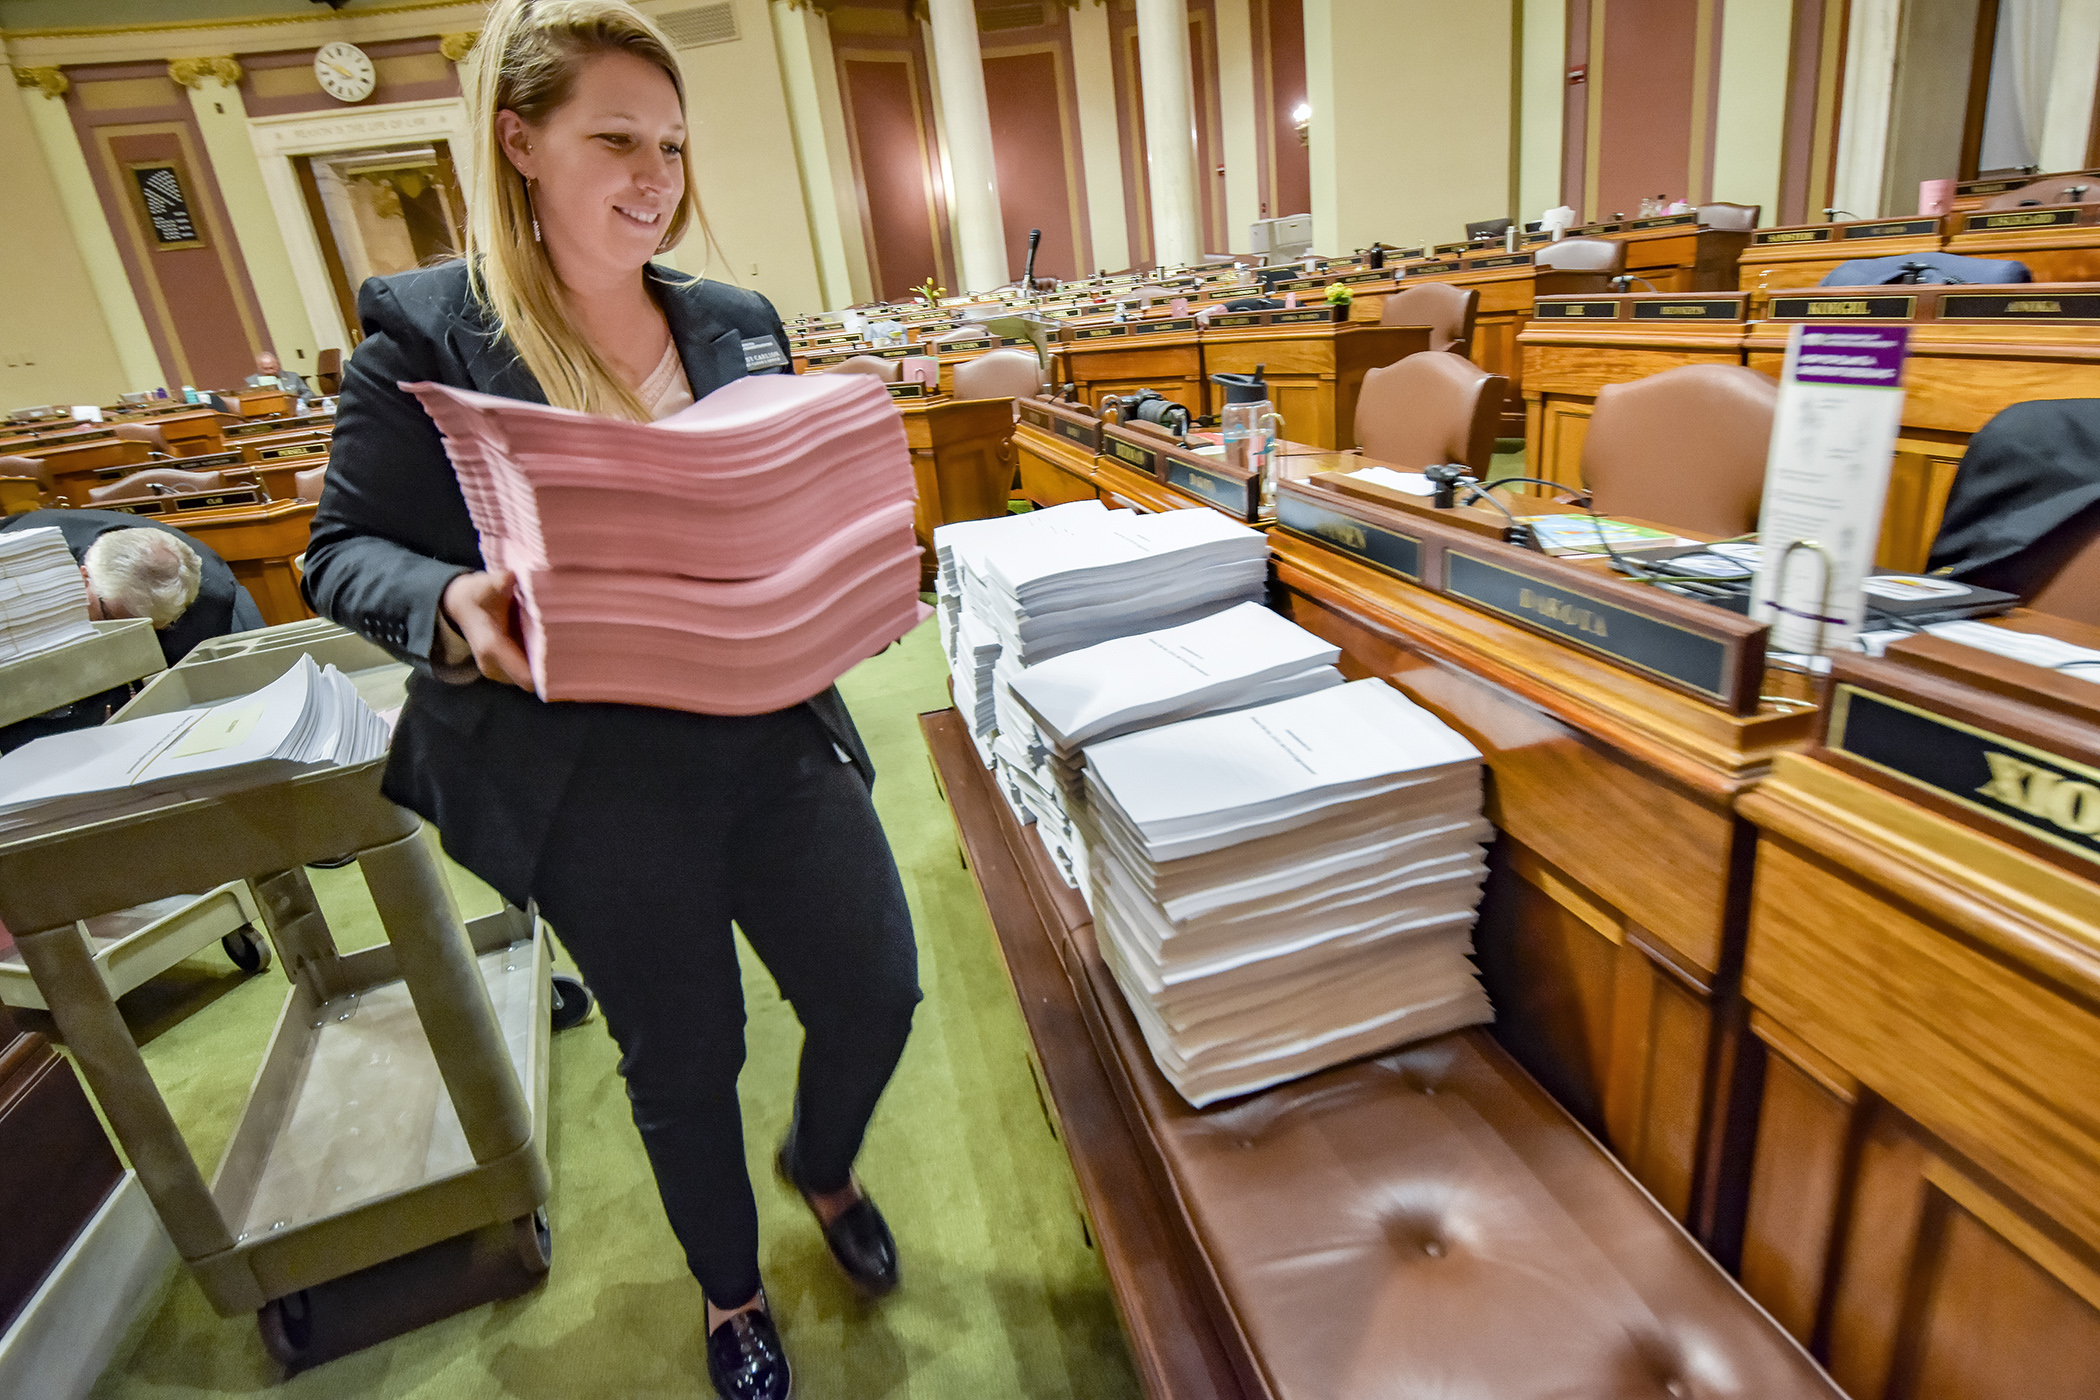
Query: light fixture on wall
1293 103 1311 147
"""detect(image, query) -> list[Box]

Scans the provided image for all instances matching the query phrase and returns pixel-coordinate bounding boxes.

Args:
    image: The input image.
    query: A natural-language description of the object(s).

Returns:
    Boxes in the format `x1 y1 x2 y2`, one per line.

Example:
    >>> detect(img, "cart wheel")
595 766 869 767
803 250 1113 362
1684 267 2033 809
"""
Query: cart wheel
258 1290 315 1369
551 974 594 1032
223 928 272 975
515 1208 553 1276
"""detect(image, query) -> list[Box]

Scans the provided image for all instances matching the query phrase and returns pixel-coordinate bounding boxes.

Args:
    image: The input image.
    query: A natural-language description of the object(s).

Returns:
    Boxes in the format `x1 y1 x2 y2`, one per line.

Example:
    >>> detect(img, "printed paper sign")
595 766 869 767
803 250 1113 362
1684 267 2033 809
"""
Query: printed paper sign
1749 324 1909 653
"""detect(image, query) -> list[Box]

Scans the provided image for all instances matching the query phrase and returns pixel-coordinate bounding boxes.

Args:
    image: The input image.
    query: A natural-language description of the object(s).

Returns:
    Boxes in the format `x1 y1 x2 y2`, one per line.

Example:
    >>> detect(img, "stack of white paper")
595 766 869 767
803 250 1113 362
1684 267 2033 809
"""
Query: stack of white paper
1084 679 1496 1106
0 655 389 842
0 527 94 663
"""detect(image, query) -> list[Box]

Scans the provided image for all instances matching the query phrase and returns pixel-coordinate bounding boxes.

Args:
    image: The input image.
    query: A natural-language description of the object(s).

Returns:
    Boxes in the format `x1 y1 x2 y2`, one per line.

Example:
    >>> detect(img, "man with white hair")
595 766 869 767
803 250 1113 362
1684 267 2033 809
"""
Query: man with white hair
0 508 264 665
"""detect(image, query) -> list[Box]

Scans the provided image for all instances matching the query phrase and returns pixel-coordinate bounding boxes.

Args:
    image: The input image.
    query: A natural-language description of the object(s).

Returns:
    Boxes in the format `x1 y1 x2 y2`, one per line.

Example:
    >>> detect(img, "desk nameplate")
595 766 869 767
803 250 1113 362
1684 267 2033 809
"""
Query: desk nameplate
107 488 261 516
1751 227 1835 246
1069 324 1130 340
1100 428 1160 477
1631 298 1745 320
1018 400 1103 451
1433 242 1474 256
1203 307 1348 329
1465 253 1533 270
1534 299 1625 319
1276 487 1423 583
1825 682 2100 873
1961 206 2085 233
874 346 913 359
885 382 929 400
1405 261 1463 277
1162 458 1256 520
1129 317 1197 336
1843 217 1941 240
256 443 327 462
1627 213 1699 230
1937 292 2100 320
1766 294 1918 320
1339 270 1394 284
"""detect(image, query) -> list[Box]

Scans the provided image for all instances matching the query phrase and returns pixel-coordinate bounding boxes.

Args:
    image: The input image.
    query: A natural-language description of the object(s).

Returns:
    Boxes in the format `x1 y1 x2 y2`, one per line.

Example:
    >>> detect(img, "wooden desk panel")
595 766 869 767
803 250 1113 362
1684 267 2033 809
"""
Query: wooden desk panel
1736 220 1946 316
165 499 318 627
40 441 155 504
1945 223 2100 283
1013 420 1099 508
1055 333 1206 418
1270 529 1815 1244
1737 752 2100 1396
900 397 1019 585
1198 323 1424 451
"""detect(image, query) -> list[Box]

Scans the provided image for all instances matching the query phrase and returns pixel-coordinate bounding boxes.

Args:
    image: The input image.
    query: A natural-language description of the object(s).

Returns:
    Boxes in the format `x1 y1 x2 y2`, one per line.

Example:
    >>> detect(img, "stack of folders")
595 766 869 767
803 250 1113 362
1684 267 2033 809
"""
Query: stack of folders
0 656 389 842
405 374 926 715
0 527 94 662
1084 679 1497 1106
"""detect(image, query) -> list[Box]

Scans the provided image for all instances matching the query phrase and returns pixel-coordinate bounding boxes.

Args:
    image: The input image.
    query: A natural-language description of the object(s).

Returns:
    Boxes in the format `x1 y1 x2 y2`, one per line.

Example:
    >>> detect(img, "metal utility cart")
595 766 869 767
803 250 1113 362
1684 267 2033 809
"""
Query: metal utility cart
0 622 557 1369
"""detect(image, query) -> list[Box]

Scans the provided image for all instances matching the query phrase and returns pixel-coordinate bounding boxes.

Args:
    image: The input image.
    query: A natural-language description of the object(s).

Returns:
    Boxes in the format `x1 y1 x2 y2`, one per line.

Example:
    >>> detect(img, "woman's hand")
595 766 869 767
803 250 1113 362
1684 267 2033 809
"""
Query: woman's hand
441 569 534 688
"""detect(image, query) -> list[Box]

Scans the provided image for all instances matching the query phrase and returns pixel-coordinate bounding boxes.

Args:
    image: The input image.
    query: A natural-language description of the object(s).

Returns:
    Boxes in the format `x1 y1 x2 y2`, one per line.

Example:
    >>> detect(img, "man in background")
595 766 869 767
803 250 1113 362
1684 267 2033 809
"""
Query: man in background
0 510 265 749
248 349 315 403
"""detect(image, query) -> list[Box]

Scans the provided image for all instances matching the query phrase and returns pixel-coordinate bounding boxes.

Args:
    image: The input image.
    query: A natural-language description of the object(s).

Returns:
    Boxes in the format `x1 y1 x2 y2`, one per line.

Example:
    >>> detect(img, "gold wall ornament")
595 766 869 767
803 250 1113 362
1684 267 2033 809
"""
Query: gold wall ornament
167 57 243 90
11 67 69 99
439 32 479 63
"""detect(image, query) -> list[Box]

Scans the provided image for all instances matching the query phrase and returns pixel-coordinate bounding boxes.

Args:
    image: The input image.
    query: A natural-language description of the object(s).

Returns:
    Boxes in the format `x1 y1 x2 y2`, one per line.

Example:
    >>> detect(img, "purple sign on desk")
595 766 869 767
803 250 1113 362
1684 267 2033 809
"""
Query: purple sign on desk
1791 325 1909 388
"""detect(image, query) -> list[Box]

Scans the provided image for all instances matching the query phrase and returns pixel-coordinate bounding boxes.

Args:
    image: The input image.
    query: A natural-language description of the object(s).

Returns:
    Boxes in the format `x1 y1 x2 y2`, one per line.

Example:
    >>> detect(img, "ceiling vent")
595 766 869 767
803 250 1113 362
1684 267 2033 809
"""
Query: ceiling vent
658 3 740 48
978 1 1044 30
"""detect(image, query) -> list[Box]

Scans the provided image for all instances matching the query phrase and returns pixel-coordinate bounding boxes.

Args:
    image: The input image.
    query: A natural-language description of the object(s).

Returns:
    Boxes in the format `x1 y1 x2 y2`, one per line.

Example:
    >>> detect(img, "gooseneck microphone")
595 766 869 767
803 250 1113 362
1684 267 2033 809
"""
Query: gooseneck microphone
1024 228 1042 294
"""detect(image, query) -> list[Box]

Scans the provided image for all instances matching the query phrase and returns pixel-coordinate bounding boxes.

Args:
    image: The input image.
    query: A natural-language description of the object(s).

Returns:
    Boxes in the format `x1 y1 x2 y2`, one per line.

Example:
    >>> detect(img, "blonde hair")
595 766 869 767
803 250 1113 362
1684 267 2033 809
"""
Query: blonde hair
464 0 707 420
85 529 201 629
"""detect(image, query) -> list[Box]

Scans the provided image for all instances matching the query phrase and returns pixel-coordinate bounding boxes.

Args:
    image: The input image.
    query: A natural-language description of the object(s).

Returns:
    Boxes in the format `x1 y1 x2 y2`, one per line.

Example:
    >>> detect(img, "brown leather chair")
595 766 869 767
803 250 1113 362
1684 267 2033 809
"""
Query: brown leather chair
2026 521 2100 625
295 464 327 503
823 355 902 382
1984 175 2100 209
1353 353 1506 474
1380 282 1479 356
313 347 343 396
1580 365 1777 537
920 324 985 347
953 348 1045 405
88 467 225 503
112 422 177 457
1698 201 1762 231
1534 237 1626 275
0 456 44 515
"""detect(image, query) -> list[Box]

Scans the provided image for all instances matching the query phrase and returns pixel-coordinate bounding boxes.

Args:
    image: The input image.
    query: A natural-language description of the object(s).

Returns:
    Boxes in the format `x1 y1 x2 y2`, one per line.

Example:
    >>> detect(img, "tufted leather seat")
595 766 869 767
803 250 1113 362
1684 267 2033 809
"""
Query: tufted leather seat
1380 282 1479 356
1582 365 1777 537
1354 353 1505 474
1071 925 1843 1400
953 348 1046 405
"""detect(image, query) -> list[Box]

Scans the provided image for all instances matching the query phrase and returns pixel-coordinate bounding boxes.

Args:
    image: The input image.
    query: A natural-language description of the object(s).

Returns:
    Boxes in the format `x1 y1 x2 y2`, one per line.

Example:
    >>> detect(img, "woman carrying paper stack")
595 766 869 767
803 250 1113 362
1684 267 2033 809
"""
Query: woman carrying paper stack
302 4 919 1396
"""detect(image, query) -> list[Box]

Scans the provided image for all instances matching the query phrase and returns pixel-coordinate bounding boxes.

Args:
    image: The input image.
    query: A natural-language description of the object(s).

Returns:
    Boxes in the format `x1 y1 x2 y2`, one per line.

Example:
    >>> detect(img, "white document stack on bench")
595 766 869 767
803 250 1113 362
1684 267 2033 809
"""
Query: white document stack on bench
0 655 389 842
1084 678 1497 1106
0 526 94 662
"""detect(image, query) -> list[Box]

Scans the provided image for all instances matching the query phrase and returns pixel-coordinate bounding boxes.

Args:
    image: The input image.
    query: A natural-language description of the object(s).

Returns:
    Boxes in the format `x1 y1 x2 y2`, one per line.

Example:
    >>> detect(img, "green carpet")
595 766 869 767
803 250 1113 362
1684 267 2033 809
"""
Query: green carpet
90 619 1141 1399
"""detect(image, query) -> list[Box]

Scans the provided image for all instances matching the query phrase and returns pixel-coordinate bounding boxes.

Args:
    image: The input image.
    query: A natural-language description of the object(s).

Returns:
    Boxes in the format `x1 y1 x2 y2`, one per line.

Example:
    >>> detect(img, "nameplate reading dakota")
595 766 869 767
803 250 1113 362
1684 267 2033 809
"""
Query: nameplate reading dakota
1827 685 2100 868
1444 552 1731 700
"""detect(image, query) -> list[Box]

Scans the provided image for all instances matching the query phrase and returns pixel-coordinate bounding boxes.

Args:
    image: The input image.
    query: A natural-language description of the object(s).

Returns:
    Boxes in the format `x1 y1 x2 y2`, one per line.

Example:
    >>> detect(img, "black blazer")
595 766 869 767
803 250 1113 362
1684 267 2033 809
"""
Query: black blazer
303 260 874 905
0 507 265 665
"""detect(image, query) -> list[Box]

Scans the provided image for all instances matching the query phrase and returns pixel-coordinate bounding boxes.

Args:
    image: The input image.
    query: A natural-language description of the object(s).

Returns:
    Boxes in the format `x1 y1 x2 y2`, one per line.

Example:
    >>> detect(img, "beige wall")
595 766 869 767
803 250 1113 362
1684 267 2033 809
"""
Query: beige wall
1306 0 1515 253
0 79 130 407
1712 0 1794 225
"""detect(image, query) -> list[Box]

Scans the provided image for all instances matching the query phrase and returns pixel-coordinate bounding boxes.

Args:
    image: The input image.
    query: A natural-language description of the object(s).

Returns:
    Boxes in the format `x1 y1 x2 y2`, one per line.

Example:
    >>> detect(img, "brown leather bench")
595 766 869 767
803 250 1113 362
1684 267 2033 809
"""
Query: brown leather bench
922 707 1842 1400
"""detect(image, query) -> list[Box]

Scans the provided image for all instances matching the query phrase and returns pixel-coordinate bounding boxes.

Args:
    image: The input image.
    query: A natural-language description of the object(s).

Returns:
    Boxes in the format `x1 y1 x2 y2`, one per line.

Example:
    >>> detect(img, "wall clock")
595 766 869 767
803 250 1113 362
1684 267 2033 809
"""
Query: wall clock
314 42 376 103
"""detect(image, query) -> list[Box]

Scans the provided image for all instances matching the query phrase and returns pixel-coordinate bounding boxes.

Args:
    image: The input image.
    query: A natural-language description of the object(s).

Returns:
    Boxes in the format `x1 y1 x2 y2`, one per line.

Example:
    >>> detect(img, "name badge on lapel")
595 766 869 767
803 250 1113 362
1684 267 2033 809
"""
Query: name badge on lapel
741 336 789 372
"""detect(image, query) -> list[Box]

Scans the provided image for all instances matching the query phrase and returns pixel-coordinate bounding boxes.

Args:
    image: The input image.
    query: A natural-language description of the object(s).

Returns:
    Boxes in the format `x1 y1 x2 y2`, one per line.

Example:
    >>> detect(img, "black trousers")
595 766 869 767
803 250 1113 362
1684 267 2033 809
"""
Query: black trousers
527 702 920 1307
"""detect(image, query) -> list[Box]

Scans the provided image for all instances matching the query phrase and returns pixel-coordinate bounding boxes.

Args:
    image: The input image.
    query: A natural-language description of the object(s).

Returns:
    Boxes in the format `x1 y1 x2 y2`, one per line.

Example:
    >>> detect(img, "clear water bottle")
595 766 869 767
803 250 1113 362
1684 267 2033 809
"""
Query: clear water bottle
1212 366 1285 513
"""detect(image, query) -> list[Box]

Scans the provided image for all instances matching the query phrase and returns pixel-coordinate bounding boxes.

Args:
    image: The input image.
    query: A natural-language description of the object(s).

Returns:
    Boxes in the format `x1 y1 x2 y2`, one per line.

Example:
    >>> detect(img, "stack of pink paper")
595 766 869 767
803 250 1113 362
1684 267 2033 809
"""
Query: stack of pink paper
405 372 927 715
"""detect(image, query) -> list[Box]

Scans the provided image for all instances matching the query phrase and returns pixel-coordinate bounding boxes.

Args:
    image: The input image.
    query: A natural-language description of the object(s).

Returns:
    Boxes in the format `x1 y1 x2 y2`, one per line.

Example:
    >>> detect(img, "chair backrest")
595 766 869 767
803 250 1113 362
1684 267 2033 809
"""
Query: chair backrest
2022 508 2100 625
1534 237 1626 275
112 422 171 455
1699 202 1762 231
0 456 45 515
1380 283 1480 355
314 347 343 394
825 355 901 382
1984 175 2100 209
2 454 57 494
1352 353 1507 474
1580 365 1777 537
88 467 224 503
295 464 327 503
953 349 1046 404
1465 217 1513 242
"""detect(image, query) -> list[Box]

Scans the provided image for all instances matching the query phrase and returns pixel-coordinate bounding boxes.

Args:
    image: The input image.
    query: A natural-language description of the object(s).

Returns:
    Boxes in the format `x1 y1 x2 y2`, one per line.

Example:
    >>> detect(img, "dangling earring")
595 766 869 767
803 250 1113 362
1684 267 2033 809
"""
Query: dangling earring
527 178 542 243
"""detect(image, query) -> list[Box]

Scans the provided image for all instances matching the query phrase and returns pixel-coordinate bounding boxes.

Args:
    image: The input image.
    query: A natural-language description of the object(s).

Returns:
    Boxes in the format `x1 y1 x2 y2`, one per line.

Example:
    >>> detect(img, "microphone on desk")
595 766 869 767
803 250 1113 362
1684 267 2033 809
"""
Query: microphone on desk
1823 208 1859 222
1024 228 1042 294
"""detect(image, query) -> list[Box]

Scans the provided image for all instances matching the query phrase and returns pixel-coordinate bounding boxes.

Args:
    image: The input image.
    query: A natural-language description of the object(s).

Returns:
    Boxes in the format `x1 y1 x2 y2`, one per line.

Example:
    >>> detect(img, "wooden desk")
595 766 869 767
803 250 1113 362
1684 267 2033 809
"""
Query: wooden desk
1944 203 2100 282
37 440 154 504
1268 495 1817 1248
1053 321 1206 417
1197 318 1421 451
1735 633 2100 1395
237 430 332 464
1520 292 1752 492
165 499 317 626
899 396 1018 587
1013 399 1103 507
1745 285 2100 571
1736 217 1946 315
147 409 225 457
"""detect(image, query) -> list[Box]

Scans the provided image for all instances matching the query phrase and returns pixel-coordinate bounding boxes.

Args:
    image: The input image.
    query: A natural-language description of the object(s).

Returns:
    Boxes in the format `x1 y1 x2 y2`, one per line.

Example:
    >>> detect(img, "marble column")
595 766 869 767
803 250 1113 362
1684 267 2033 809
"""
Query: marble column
925 0 1009 293
1136 0 1202 268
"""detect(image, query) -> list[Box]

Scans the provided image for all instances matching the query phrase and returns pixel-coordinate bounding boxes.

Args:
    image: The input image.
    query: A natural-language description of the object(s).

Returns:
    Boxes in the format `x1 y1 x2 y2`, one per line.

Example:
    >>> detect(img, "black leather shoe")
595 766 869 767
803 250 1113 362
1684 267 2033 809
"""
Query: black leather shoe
777 1143 900 1296
705 1303 791 1400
